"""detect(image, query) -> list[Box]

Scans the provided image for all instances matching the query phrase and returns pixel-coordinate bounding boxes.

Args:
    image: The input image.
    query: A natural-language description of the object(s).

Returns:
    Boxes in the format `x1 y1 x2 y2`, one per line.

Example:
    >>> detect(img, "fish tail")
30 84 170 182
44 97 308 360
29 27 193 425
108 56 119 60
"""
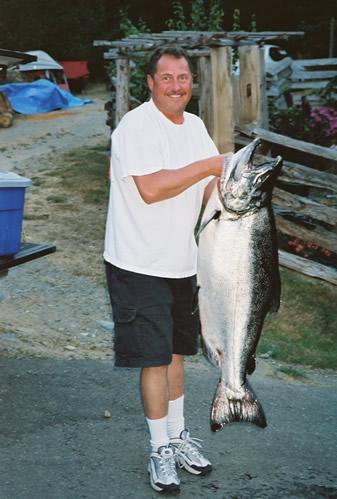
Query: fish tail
210 379 267 432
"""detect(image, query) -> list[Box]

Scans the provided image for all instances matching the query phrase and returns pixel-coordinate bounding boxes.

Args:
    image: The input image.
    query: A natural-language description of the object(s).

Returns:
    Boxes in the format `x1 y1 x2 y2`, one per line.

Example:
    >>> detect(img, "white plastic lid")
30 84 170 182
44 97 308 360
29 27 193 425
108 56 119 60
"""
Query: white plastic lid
0 171 32 188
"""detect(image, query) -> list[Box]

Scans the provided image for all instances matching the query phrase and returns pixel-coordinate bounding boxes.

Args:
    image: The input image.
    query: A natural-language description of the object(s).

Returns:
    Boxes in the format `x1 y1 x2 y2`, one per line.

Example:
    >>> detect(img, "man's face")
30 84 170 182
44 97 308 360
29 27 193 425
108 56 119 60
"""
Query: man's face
147 55 193 122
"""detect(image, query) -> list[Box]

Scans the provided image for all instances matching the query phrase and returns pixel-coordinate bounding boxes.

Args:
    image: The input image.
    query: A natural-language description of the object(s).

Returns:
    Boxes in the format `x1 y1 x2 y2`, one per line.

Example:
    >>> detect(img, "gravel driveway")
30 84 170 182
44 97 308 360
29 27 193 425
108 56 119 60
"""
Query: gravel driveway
0 86 109 174
0 84 114 360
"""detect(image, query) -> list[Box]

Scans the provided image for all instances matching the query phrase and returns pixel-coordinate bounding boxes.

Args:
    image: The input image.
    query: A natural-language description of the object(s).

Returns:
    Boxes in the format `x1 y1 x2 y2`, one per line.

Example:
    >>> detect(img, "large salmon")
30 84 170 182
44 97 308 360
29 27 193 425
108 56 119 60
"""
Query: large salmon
197 139 282 432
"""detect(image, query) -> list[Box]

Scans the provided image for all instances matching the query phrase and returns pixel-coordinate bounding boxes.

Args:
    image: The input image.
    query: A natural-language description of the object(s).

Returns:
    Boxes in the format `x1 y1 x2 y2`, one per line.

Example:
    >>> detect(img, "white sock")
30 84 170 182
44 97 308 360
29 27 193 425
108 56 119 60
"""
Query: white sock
146 415 170 452
167 395 185 439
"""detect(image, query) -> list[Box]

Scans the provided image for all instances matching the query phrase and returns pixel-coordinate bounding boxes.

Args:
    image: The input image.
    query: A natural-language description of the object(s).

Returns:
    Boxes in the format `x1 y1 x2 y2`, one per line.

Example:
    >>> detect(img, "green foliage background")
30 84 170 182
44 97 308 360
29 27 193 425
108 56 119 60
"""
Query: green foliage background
0 0 336 78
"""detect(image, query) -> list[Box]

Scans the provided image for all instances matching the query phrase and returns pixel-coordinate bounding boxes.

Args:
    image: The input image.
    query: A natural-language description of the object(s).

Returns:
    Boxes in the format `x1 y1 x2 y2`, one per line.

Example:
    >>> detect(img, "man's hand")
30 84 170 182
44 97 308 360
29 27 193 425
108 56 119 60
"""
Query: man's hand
202 152 233 205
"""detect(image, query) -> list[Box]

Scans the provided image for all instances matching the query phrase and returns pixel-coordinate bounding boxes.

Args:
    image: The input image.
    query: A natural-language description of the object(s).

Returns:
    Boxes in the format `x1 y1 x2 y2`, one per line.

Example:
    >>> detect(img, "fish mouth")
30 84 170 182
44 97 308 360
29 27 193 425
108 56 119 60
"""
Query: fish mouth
237 138 261 172
220 138 283 214
248 138 262 165
246 138 282 183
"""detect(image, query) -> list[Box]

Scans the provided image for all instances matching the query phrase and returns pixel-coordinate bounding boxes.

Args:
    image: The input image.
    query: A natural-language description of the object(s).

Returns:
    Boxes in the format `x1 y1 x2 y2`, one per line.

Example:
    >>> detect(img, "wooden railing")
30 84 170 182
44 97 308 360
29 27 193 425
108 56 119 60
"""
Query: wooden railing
266 57 337 106
237 125 337 284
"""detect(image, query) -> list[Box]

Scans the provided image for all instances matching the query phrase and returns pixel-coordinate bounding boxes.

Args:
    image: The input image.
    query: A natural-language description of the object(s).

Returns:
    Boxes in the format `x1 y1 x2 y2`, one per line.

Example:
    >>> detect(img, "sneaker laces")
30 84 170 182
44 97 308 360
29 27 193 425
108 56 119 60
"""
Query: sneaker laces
159 448 177 477
175 434 203 464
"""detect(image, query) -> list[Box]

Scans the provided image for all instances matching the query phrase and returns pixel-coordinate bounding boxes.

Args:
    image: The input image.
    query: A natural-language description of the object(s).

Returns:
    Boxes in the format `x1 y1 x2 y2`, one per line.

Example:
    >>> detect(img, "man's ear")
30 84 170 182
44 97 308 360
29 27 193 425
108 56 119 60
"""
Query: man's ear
147 74 154 92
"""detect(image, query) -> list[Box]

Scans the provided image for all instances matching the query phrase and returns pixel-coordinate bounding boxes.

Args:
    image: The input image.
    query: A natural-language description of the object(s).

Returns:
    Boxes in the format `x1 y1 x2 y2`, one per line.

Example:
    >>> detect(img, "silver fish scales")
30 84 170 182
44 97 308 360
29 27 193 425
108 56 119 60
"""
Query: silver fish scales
197 139 282 431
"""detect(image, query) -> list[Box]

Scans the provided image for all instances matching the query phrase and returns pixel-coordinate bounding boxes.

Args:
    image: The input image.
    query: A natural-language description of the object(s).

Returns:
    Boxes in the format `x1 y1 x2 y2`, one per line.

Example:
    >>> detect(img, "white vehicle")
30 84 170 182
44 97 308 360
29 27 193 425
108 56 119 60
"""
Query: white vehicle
263 44 292 76
18 50 70 92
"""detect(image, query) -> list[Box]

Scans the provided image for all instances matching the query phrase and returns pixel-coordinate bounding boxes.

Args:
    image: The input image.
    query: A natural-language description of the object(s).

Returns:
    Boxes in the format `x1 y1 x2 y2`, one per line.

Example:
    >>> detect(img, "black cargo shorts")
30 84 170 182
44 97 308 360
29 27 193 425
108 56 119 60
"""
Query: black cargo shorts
105 262 200 368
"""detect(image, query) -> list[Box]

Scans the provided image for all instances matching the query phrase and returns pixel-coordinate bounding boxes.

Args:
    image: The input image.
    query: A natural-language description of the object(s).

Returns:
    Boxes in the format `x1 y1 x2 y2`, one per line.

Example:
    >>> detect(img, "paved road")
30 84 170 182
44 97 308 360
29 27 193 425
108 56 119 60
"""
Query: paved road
0 358 336 499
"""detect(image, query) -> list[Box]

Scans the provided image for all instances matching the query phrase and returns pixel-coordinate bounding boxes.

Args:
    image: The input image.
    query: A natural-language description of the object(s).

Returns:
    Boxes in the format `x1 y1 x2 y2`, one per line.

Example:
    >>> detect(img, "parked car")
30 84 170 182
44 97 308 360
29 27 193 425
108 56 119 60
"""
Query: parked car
263 44 292 75
18 50 70 92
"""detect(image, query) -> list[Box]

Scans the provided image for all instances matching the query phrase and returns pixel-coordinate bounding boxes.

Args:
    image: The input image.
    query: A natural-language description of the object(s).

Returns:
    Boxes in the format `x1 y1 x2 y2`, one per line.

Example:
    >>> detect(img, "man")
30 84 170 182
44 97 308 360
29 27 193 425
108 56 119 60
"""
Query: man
104 46 228 493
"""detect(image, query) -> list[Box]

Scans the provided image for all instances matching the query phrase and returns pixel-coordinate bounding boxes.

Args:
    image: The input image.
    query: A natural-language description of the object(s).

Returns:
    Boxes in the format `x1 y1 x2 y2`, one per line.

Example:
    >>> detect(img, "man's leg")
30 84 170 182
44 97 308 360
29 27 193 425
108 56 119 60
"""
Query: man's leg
168 356 212 476
140 365 169 419
168 354 184 401
141 365 180 492
167 354 186 438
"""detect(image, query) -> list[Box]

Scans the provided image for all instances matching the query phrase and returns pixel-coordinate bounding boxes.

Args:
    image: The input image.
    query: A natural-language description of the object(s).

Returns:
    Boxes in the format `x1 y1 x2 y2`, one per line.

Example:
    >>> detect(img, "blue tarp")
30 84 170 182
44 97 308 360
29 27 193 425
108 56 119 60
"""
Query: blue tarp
0 79 92 115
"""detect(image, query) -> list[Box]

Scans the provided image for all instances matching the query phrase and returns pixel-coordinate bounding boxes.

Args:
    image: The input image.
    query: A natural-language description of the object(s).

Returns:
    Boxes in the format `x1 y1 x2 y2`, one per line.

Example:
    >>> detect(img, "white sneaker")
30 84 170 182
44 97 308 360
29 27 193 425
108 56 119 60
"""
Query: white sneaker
147 445 180 492
170 429 212 476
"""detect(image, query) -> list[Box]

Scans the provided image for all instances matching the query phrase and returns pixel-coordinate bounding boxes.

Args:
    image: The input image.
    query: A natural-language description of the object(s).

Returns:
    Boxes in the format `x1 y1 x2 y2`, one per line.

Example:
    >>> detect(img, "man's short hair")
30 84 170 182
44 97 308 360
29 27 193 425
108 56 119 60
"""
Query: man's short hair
147 46 192 77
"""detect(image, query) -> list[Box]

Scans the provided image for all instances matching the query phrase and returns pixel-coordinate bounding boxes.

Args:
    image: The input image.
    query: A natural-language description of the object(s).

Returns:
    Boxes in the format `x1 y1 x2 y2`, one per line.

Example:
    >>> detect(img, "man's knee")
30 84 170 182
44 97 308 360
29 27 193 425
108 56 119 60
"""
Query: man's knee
141 365 169 378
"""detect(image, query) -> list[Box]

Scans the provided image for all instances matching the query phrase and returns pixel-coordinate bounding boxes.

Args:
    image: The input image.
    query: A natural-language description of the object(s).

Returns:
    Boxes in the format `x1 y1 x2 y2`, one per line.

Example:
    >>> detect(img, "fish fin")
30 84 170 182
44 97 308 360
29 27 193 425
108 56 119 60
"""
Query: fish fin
245 353 256 375
210 379 267 432
200 336 222 368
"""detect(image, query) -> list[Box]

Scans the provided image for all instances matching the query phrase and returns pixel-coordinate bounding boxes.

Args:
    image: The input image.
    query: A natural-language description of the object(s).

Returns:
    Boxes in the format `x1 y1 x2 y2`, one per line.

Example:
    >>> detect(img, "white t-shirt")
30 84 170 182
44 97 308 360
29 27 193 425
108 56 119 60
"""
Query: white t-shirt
104 99 218 278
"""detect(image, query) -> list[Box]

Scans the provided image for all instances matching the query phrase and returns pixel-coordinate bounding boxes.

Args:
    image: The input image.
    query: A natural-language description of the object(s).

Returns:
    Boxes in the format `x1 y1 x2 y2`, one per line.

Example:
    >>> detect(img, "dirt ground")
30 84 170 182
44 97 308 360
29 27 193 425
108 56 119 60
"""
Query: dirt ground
0 83 114 360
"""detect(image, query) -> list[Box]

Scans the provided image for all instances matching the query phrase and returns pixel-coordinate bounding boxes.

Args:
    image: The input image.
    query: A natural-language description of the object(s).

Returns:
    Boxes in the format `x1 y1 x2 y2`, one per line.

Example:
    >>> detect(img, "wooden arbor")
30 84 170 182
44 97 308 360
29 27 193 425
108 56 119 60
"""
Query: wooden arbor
94 30 303 153
94 31 337 284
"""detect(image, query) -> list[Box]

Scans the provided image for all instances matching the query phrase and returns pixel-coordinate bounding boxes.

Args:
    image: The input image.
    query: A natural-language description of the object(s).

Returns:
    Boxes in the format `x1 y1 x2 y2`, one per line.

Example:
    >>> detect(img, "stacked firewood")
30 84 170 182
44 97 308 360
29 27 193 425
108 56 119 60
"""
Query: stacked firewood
0 91 13 127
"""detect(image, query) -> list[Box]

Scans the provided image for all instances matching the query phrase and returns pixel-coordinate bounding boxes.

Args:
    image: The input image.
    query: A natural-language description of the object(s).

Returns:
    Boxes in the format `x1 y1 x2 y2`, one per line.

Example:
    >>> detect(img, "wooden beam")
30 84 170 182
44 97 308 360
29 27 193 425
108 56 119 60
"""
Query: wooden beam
276 215 337 253
236 125 337 162
279 250 337 285
235 150 337 193
273 187 337 227
277 159 337 193
238 45 268 128
292 57 337 68
198 56 213 136
115 58 130 127
210 46 234 153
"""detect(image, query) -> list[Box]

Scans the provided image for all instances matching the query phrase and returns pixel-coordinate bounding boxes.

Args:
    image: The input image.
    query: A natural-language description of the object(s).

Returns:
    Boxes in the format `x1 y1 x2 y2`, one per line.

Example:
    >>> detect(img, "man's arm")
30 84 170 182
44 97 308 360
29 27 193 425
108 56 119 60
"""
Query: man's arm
132 155 224 204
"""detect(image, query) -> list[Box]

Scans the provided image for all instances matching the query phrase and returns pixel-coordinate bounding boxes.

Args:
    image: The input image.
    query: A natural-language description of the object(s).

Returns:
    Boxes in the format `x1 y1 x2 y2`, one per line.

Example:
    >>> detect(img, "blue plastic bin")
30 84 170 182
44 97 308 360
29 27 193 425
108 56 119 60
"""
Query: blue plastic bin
0 172 32 256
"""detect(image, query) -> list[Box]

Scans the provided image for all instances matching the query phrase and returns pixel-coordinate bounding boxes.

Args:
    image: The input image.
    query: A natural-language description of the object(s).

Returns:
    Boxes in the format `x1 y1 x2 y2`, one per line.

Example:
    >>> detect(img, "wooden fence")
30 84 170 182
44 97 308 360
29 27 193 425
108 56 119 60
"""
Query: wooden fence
237 125 337 285
266 57 337 106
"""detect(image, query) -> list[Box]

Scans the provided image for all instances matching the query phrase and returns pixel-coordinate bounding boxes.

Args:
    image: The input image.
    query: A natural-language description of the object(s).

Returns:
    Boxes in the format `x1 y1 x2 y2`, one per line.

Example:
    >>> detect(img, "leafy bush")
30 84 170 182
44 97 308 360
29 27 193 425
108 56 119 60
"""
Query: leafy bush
270 105 320 145
106 9 150 104
269 74 337 146
316 76 337 109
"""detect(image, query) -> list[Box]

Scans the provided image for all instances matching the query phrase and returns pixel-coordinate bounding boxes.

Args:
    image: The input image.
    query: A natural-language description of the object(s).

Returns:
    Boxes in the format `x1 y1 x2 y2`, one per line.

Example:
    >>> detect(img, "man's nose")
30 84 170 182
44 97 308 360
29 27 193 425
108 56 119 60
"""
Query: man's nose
170 78 183 92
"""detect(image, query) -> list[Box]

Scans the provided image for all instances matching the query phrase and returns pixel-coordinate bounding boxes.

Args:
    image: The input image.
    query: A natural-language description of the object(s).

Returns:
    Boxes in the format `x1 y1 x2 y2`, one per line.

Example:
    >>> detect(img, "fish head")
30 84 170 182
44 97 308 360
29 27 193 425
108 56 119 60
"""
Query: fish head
220 138 282 214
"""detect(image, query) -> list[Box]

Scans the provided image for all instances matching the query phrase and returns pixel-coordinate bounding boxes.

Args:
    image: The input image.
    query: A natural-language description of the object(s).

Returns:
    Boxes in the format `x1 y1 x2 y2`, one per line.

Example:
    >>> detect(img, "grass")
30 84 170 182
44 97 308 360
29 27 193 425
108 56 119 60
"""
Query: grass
46 194 68 203
276 366 306 379
25 142 337 370
47 144 110 204
259 268 337 370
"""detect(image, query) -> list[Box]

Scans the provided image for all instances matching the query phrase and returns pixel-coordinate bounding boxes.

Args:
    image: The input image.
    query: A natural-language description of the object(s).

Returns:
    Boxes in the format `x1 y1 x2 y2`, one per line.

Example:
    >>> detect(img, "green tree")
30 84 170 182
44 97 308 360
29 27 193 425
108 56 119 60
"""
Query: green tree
166 0 224 31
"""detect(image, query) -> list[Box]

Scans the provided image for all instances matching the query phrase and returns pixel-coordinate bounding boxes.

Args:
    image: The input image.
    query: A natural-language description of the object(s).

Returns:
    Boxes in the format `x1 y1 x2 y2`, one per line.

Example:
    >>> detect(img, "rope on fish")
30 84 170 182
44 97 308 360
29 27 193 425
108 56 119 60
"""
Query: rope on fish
195 210 221 239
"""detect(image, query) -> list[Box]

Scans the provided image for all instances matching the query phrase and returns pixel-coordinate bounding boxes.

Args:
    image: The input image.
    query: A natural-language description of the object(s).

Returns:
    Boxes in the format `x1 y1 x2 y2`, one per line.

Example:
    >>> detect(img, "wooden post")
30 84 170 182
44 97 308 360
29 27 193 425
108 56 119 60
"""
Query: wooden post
210 46 234 153
232 73 241 126
198 56 213 136
115 57 130 127
238 45 268 128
